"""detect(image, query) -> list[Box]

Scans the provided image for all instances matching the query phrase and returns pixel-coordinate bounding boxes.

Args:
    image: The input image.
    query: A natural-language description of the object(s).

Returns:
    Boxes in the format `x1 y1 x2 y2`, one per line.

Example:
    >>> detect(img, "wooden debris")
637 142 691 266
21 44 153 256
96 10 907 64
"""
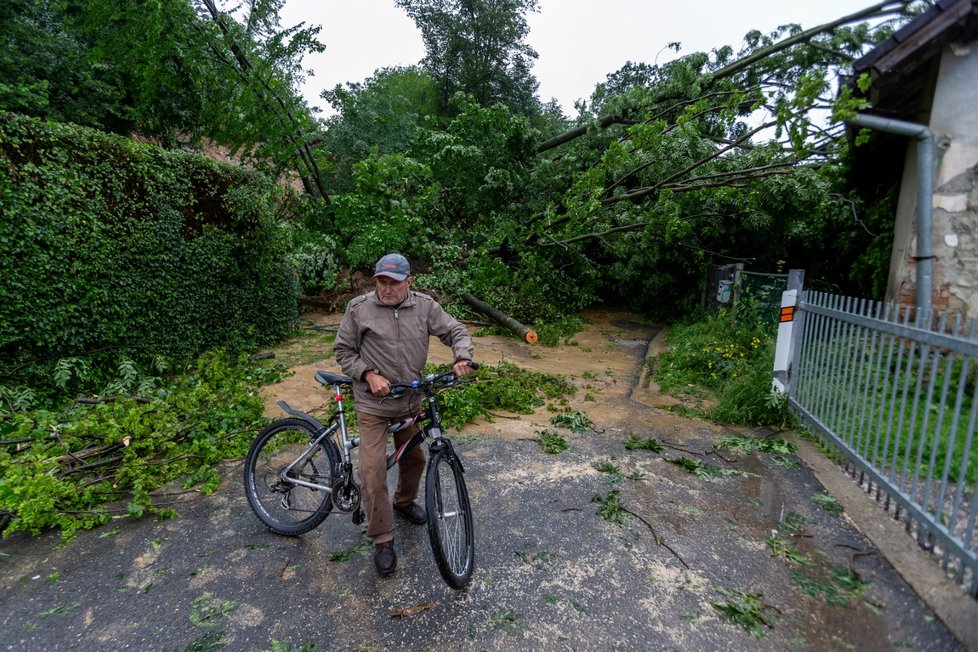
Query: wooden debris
389 602 436 618
461 293 538 344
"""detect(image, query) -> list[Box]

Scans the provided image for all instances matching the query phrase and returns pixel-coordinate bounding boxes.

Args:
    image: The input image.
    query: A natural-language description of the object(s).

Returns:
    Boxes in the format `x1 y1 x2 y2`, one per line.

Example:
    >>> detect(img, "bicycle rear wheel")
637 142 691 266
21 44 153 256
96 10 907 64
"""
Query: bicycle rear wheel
425 445 475 589
244 418 339 535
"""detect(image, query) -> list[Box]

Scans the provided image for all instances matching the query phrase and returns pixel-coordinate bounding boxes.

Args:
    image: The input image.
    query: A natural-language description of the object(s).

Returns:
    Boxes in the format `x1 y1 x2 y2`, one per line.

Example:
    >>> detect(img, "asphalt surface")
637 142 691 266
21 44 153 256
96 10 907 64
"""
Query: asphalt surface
0 317 970 651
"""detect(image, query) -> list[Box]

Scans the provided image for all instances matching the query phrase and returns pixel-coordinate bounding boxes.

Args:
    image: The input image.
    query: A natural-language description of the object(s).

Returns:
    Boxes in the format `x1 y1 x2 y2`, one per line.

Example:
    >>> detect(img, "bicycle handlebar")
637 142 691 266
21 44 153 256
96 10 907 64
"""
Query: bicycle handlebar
387 361 479 399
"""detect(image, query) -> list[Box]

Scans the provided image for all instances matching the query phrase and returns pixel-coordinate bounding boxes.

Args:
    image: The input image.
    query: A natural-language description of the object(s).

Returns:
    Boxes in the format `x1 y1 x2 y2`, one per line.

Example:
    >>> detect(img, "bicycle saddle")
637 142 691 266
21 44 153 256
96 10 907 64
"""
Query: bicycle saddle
315 370 353 386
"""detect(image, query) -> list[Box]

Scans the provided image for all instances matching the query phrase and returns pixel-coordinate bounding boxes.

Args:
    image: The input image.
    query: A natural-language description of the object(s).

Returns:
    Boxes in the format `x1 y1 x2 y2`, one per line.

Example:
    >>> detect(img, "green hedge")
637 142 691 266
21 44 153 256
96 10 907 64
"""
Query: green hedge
0 112 297 398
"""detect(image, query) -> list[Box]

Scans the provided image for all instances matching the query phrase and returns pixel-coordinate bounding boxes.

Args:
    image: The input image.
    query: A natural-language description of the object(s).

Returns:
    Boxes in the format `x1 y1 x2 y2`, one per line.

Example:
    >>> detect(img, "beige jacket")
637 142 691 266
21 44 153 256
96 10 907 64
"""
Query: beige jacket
334 290 474 417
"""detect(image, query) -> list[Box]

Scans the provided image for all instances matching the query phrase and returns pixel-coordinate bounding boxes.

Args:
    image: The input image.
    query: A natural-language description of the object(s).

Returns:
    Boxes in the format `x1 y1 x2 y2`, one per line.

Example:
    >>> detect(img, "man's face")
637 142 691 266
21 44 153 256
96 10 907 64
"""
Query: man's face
375 275 411 305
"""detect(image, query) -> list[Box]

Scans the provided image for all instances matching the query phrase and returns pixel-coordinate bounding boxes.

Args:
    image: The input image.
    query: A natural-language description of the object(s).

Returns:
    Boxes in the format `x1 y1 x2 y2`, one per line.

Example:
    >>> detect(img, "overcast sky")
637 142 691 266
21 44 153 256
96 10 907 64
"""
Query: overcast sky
279 0 877 117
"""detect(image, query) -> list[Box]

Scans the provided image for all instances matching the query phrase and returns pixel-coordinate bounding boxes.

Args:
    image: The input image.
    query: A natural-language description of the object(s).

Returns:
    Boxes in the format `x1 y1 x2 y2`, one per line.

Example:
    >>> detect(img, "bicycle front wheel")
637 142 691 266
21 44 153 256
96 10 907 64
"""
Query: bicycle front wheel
425 446 475 589
244 418 339 536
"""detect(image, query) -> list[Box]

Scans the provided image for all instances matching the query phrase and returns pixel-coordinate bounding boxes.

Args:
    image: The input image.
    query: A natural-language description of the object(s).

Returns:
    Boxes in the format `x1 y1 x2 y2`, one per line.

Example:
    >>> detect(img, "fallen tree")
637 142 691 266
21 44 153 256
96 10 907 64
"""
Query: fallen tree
461 293 538 344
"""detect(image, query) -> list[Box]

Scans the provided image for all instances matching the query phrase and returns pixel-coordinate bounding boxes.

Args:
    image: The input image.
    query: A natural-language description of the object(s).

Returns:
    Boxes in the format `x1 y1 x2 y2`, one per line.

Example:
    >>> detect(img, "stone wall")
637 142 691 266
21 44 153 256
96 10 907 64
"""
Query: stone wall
888 42 978 319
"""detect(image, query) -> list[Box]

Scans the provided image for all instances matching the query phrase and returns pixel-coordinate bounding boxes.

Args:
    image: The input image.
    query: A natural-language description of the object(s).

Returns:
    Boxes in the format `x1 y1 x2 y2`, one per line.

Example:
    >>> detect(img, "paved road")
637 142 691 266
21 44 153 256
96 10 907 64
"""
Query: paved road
0 317 967 650
0 432 963 651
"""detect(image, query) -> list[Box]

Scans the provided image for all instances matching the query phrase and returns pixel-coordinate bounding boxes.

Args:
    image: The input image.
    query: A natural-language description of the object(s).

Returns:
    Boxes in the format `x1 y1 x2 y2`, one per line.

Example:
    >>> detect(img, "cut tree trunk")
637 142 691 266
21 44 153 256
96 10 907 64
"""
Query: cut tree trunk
461 293 538 344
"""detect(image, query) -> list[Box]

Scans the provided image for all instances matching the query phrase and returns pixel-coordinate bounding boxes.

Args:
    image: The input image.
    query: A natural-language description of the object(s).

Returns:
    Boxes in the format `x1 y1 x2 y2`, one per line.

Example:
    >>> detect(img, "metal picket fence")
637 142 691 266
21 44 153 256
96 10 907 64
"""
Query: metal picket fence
778 289 978 596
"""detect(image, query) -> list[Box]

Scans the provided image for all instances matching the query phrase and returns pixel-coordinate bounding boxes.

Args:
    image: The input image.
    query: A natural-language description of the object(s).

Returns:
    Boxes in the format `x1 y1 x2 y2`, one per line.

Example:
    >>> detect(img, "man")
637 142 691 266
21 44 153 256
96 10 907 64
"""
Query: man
334 253 474 577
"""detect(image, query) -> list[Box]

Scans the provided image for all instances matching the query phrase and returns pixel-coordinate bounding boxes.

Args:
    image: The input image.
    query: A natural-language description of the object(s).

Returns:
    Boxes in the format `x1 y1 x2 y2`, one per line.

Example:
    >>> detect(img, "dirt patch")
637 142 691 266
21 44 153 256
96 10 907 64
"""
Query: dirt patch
260 308 662 430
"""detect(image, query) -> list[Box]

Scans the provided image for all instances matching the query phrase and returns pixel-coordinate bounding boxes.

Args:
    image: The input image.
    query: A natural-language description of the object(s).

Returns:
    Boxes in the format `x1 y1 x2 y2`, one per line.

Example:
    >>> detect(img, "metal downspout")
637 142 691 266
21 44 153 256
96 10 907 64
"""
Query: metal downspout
847 113 934 314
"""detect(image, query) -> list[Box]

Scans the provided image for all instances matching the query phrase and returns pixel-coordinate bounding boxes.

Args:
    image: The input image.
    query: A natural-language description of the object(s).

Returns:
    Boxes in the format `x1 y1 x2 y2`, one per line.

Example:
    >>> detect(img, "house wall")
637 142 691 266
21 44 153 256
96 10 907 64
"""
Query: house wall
887 41 978 318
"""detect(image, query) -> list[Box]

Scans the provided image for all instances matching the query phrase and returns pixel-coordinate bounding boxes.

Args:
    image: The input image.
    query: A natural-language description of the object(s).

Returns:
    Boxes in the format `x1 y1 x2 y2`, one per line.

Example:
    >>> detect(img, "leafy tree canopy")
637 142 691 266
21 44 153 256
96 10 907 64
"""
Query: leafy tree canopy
395 0 542 116
0 0 926 324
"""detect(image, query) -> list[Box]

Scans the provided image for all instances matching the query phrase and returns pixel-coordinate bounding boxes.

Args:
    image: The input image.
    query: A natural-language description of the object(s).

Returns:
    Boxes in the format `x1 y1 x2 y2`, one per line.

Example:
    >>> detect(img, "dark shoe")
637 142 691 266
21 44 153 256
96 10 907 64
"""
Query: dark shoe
374 542 396 576
393 502 427 525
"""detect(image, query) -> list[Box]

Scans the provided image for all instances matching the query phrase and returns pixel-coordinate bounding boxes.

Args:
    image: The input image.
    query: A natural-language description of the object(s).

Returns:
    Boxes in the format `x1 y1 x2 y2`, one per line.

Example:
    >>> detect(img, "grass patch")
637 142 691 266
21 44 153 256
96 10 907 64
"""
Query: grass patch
652 303 793 428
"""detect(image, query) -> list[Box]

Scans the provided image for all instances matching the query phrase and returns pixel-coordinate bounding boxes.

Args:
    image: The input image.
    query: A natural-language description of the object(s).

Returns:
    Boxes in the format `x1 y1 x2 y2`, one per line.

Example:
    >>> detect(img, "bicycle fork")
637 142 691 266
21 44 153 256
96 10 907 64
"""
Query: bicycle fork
327 383 365 524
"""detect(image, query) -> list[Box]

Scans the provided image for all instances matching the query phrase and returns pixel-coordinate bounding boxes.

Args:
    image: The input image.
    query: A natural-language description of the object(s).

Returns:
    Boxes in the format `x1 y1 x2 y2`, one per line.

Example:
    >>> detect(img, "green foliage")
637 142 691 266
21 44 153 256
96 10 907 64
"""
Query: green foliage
766 530 811 565
320 66 438 194
1 0 326 186
549 410 592 433
286 227 342 295
262 640 317 652
536 429 568 454
812 492 844 517
624 434 665 453
4 0 912 324
0 0 128 131
652 305 793 427
0 351 268 540
533 315 585 347
711 587 776 638
328 538 371 562
792 566 871 608
665 457 748 479
592 488 628 525
190 592 241 628
490 607 525 636
593 459 623 482
396 0 542 116
433 361 575 430
0 113 297 403
656 310 772 392
717 434 796 455
331 153 441 270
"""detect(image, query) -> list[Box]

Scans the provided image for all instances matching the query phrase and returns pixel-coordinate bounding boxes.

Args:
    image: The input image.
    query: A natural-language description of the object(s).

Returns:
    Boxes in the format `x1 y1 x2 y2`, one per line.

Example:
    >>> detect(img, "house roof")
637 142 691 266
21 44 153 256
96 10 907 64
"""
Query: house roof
845 0 978 193
851 0 978 121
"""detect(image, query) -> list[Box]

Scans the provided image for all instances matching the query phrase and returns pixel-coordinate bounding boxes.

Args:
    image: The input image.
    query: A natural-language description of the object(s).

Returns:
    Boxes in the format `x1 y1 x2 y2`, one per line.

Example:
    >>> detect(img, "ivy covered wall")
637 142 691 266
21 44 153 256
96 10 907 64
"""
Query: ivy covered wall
0 112 297 395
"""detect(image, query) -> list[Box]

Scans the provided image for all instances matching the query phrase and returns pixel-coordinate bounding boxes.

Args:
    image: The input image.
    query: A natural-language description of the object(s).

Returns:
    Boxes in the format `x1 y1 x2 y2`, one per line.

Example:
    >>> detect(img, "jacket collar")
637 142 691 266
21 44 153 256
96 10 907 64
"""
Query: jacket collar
371 290 417 309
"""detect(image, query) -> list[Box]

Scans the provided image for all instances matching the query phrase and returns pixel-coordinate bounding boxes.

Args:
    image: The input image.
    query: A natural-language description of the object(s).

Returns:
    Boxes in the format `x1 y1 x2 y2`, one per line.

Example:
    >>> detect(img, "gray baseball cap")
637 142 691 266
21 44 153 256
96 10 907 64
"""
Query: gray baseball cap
373 253 411 281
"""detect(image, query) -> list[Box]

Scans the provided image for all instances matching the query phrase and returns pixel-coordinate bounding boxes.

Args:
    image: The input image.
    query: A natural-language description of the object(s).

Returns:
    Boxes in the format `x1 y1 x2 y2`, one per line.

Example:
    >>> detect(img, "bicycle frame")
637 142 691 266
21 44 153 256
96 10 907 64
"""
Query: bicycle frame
385 384 451 469
270 370 460 498
245 364 477 588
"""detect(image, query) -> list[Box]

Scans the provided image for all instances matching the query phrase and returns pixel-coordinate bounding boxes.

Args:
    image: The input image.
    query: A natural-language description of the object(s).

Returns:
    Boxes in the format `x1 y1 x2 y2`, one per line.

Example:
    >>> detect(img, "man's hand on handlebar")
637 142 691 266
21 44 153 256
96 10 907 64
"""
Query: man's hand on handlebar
365 370 391 397
453 359 476 379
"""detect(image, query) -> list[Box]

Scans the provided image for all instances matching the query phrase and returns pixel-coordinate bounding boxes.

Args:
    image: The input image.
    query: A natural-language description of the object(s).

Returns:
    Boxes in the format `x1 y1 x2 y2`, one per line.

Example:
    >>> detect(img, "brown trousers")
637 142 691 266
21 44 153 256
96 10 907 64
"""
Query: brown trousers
356 411 425 545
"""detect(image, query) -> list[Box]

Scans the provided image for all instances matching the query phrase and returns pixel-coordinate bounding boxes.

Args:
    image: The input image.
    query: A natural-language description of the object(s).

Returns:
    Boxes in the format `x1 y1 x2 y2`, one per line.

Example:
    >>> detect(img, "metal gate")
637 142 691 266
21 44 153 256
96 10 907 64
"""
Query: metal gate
774 286 978 596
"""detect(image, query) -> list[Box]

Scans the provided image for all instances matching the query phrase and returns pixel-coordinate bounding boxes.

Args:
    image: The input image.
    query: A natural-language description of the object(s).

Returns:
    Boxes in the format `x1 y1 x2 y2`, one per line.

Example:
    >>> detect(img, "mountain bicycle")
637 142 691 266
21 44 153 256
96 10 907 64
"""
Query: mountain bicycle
243 363 478 590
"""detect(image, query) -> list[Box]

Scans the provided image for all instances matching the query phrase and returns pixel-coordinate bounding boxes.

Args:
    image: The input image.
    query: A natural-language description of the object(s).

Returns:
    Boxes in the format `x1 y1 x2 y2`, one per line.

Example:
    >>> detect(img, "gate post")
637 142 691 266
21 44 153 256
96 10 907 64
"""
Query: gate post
772 270 805 393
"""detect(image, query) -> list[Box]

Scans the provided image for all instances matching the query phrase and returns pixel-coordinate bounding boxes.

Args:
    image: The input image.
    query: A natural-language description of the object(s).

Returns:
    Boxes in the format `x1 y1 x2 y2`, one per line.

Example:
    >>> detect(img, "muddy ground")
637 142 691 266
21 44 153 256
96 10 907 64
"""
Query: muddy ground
0 310 971 650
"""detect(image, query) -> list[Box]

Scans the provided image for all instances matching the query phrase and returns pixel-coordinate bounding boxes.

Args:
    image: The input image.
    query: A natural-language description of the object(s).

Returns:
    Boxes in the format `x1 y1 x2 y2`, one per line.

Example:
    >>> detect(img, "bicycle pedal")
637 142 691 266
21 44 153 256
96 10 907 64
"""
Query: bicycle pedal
352 508 365 525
